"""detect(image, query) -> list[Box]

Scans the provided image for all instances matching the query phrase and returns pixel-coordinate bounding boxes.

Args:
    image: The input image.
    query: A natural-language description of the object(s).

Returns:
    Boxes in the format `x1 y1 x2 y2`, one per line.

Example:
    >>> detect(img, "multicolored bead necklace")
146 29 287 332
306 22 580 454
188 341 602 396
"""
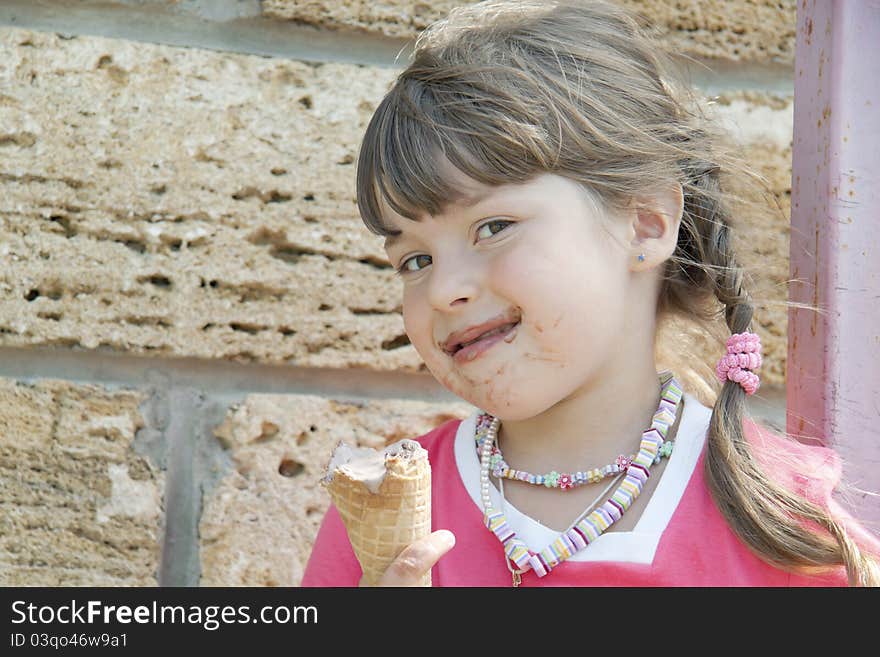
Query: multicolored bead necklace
478 429 674 490
477 372 683 586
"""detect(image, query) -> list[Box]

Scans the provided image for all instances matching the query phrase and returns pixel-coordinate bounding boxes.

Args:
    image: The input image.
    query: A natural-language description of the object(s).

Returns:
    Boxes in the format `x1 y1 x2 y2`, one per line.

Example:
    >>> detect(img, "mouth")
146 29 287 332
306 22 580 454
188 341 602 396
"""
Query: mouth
443 313 521 354
447 321 519 364
455 322 518 351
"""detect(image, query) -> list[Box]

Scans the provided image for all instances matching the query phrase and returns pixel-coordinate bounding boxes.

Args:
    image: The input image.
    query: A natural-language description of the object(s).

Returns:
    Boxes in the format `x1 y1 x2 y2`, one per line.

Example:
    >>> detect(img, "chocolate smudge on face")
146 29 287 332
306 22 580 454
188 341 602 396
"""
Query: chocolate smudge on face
522 351 567 367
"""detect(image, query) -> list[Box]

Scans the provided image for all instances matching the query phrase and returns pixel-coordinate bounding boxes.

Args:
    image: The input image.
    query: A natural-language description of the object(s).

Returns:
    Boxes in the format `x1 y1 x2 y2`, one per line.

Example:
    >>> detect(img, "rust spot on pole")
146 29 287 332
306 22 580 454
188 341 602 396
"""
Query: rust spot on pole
810 226 819 337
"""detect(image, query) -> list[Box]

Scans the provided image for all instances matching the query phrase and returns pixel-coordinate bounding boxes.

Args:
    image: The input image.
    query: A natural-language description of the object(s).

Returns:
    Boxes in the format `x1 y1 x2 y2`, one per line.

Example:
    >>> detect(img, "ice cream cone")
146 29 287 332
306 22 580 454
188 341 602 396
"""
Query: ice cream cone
323 439 432 586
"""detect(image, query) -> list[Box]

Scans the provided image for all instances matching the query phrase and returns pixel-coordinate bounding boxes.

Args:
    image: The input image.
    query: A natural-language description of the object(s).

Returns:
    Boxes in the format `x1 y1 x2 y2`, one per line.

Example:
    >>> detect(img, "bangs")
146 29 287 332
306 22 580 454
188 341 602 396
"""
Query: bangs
355 75 545 236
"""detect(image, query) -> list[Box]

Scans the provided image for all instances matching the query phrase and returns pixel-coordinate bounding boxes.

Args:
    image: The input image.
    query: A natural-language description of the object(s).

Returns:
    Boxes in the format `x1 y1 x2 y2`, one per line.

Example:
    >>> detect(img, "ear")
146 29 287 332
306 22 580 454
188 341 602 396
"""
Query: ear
628 183 683 271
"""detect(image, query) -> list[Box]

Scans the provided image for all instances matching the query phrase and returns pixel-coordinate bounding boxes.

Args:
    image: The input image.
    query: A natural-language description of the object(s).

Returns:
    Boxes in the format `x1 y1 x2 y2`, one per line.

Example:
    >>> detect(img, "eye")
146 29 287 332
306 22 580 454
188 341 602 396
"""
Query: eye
395 219 513 276
396 253 432 275
475 219 512 241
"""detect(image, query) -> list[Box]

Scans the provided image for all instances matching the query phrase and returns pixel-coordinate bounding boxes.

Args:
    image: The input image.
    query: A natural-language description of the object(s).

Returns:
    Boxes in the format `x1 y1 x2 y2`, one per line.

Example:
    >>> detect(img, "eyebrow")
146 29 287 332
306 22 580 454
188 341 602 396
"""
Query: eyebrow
382 188 498 251
383 233 404 250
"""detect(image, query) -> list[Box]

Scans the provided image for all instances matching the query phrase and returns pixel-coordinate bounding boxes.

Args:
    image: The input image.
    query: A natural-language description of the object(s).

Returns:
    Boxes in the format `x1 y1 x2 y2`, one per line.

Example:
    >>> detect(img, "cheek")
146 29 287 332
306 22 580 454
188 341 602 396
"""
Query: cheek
492 244 587 324
402 294 453 376
493 245 626 352
402 299 431 351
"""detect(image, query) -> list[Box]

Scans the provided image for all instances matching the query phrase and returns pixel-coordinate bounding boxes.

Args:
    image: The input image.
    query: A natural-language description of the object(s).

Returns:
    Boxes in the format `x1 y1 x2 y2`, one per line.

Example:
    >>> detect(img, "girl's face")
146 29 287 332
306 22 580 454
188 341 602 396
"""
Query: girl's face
382 172 641 420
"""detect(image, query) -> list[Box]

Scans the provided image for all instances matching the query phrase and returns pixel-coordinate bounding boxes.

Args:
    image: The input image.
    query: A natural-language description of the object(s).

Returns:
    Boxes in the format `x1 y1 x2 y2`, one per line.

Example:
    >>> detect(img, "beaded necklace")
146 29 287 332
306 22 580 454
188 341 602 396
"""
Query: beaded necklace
482 434 674 489
476 373 683 586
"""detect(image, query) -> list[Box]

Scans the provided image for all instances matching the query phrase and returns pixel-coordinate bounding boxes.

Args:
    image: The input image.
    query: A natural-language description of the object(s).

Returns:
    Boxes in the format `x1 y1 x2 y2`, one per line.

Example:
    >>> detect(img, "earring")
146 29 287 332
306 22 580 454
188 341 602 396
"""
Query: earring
637 253 646 262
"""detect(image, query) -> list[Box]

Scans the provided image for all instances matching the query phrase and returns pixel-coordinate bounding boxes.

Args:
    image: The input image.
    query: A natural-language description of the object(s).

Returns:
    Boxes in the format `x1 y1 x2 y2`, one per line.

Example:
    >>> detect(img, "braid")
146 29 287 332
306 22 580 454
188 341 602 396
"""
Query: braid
676 164 880 586
355 0 879 585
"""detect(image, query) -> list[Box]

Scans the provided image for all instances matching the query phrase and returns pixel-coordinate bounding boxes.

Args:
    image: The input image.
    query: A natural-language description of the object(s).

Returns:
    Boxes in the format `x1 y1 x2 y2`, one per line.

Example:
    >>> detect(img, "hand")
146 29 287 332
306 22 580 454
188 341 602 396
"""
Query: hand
360 530 456 587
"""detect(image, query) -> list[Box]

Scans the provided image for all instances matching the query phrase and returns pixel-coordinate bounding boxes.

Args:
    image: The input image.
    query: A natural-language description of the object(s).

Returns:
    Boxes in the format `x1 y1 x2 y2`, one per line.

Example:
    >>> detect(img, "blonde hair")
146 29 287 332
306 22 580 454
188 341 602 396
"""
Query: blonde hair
355 0 878 585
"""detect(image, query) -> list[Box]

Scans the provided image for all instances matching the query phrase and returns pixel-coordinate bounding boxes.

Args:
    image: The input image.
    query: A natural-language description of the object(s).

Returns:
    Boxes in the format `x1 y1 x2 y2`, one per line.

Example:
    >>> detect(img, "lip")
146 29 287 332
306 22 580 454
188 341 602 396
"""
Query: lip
451 322 518 364
442 312 521 359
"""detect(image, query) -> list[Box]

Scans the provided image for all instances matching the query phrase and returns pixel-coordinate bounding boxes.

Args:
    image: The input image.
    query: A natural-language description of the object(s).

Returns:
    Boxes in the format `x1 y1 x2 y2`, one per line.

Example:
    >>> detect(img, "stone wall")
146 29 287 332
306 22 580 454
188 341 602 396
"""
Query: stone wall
0 0 797 586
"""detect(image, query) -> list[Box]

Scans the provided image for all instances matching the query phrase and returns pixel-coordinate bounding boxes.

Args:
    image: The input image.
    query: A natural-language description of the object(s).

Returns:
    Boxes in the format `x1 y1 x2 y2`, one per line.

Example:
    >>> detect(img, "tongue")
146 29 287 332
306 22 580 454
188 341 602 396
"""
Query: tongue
462 323 513 348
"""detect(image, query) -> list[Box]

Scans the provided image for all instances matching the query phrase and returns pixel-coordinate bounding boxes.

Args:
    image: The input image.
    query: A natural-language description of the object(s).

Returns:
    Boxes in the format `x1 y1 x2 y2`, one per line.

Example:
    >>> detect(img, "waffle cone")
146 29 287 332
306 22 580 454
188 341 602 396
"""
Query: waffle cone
324 442 432 586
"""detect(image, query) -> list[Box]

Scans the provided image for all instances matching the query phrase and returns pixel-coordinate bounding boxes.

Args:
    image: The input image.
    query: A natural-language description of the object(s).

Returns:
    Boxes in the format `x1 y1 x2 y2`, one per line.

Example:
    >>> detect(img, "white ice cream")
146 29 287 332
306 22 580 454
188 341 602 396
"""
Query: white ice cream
323 438 426 493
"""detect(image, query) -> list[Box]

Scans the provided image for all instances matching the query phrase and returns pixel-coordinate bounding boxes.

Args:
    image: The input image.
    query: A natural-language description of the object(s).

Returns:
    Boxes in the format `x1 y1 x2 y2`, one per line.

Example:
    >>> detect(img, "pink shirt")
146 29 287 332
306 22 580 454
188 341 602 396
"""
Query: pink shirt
302 396 879 586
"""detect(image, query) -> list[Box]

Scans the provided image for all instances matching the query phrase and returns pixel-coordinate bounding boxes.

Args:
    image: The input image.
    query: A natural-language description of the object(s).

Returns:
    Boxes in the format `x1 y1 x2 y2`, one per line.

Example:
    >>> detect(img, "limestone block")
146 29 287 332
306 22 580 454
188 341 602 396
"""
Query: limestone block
619 0 796 63
93 1 261 21
261 0 462 38
199 394 473 586
0 378 161 585
0 28 794 385
262 0 796 63
0 27 425 369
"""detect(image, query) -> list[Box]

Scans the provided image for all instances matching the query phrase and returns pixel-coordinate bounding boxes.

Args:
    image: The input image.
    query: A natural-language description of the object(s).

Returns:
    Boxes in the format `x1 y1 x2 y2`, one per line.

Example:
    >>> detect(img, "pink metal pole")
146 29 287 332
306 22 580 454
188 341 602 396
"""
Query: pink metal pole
788 1 880 526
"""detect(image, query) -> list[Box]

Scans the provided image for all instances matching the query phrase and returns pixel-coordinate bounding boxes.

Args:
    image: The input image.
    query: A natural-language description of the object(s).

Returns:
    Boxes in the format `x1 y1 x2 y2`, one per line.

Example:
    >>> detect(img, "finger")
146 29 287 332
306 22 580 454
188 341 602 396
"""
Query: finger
377 530 456 586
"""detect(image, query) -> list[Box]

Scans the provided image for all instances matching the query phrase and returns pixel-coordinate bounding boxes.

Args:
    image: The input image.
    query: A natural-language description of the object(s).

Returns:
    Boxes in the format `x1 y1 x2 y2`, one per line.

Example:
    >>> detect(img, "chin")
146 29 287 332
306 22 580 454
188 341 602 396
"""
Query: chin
469 392 555 422
483 406 549 423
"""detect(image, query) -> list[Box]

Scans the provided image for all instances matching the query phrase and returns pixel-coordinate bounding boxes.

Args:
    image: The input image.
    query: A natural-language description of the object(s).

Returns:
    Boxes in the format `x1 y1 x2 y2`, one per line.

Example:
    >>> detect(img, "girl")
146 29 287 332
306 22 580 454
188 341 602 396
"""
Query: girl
302 0 880 586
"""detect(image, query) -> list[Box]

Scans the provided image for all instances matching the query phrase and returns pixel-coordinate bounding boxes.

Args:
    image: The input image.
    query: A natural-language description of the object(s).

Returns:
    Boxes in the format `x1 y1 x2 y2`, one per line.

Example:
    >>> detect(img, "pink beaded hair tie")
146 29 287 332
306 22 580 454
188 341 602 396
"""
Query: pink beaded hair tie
716 331 762 395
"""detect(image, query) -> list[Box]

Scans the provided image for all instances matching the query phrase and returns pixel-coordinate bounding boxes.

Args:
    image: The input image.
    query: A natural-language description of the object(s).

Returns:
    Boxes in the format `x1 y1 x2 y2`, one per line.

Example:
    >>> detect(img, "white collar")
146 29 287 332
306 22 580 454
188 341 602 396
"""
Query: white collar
453 392 712 564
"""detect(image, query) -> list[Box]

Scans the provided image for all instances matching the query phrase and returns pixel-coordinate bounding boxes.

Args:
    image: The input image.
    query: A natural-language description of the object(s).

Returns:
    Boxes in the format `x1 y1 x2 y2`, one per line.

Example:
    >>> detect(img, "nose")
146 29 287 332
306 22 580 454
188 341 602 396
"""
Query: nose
426 249 482 311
